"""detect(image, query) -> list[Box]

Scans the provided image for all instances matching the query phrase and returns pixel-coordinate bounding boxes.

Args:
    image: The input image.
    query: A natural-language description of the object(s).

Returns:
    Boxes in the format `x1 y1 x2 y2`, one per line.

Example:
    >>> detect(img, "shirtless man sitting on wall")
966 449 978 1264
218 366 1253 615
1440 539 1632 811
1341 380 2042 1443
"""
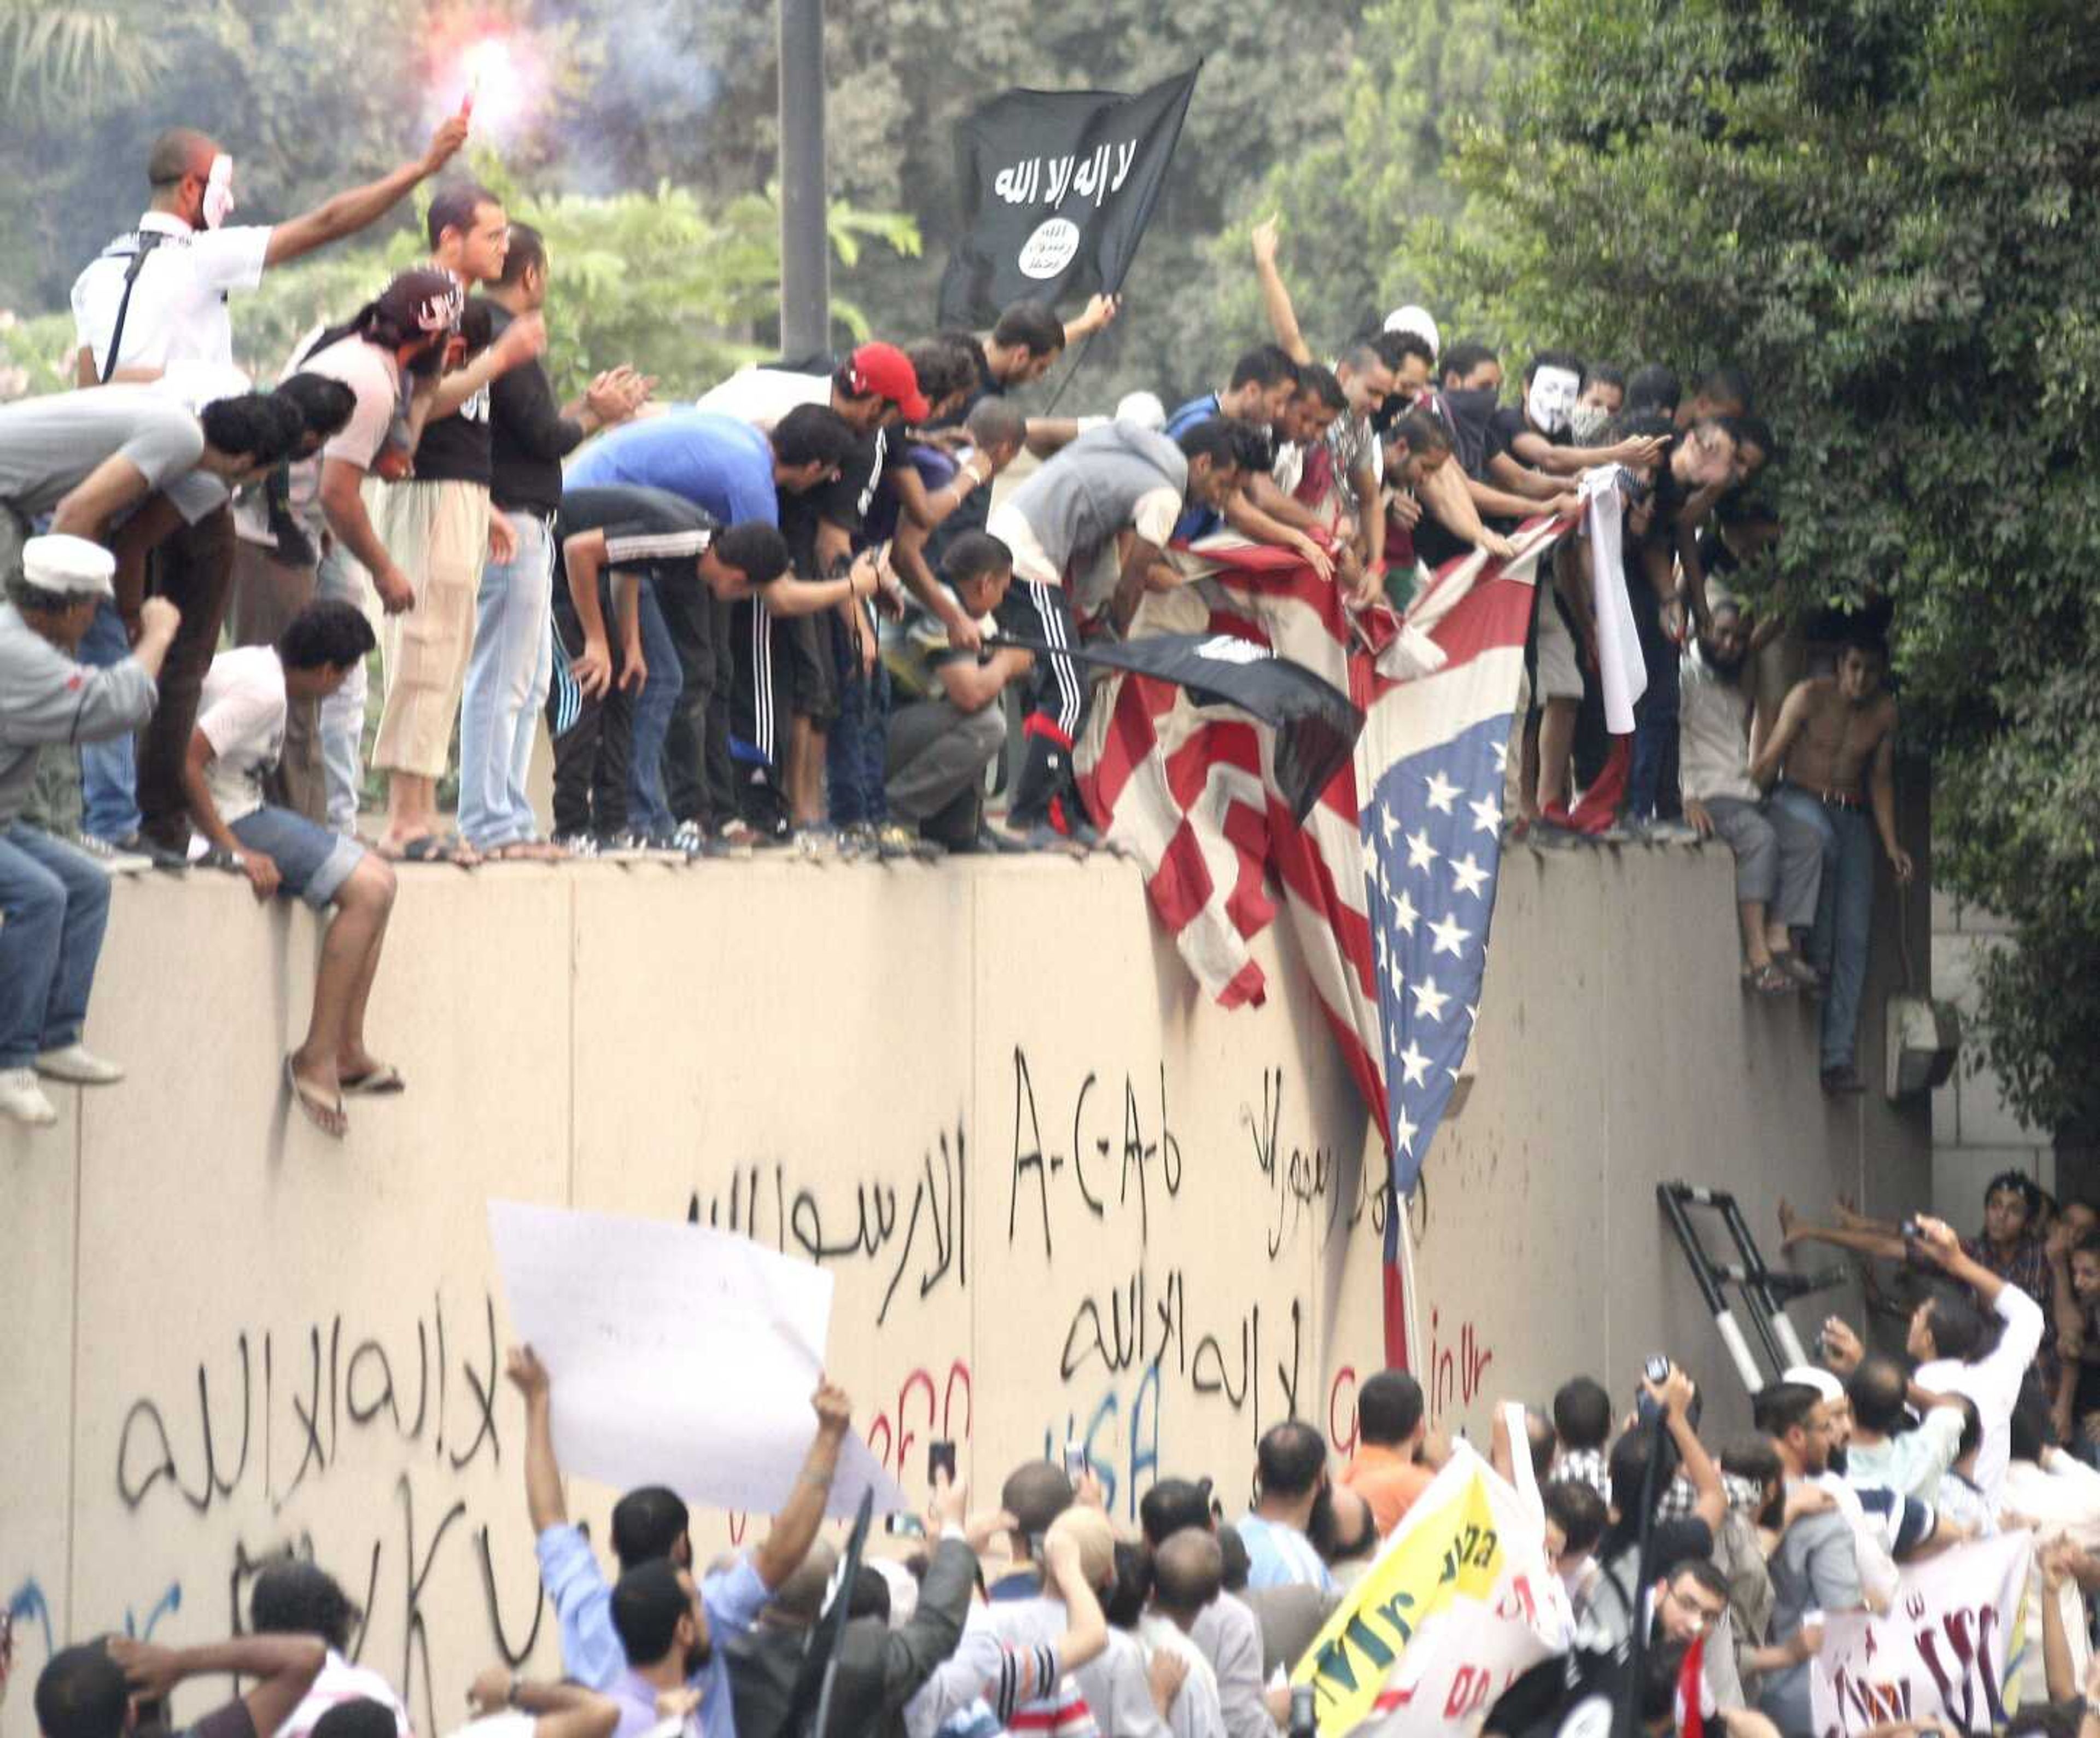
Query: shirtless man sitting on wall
1751 628 1914 1094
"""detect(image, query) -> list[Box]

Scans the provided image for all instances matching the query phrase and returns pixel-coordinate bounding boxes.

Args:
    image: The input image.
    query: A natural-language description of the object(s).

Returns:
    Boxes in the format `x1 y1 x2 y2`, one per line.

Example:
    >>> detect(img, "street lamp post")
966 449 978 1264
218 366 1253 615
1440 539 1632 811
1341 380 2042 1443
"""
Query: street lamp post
778 0 830 358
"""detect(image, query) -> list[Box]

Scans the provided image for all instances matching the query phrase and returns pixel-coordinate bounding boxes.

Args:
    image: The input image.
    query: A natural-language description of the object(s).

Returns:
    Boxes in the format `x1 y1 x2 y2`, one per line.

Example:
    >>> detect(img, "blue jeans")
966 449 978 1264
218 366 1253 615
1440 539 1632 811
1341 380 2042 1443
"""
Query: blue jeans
316 544 369 837
0 823 110 1068
1772 786 1874 1070
827 611 890 826
626 576 682 837
459 512 554 849
78 599 142 842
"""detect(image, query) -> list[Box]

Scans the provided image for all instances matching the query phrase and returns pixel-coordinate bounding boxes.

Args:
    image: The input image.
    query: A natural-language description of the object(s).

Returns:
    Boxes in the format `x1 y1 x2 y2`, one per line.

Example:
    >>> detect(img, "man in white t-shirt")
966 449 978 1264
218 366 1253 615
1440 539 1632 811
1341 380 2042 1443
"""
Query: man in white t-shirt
228 270 463 833
1141 1531 1229 1738
182 599 401 1141
1678 590 1822 994
248 1560 412 1738
1906 1212 2047 1510
70 115 469 856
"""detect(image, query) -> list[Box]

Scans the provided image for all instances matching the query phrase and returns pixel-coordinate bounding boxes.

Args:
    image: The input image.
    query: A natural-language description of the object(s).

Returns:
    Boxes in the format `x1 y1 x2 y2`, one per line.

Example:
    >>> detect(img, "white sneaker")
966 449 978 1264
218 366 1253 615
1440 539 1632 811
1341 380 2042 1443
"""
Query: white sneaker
0 1068 58 1127
34 1044 125 1086
71 832 154 876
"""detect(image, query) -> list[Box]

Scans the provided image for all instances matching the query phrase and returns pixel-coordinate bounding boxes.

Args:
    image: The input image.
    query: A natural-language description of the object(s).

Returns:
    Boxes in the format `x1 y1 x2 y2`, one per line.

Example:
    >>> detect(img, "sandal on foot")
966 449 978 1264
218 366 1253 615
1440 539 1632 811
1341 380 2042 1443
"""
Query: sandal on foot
284 1054 347 1138
1770 948 1821 988
341 1063 406 1096
1744 962 1796 996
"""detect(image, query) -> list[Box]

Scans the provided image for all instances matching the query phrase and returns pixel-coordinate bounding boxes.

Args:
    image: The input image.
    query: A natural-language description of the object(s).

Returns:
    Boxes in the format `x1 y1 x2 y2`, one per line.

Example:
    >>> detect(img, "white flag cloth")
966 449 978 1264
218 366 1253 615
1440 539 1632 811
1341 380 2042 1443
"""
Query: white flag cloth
1580 465 1647 734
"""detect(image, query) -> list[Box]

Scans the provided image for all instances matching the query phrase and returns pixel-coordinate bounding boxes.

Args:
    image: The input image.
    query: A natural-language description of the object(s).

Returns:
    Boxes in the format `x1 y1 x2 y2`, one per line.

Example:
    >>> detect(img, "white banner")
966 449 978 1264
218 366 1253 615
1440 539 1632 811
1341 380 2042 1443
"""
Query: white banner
487 1200 906 1519
1810 1532 2033 1736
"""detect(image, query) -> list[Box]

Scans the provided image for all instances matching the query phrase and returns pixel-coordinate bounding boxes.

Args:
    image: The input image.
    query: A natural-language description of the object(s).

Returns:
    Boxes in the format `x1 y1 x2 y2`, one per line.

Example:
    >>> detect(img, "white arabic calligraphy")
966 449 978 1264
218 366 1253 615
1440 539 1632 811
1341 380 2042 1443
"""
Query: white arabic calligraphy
993 139 1140 208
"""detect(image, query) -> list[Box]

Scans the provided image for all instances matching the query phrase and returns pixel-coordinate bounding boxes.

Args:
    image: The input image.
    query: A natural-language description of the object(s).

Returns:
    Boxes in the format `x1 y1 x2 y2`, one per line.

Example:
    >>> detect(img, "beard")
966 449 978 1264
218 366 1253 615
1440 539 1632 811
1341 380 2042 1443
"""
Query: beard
1824 1445 1848 1477
1698 633 1746 676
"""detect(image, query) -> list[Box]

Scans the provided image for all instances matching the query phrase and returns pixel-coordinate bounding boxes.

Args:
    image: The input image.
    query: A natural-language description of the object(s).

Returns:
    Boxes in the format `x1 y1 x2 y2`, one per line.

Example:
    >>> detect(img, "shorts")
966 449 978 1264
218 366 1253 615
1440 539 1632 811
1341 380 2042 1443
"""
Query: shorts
370 479 488 778
1533 584 1584 703
230 804 366 909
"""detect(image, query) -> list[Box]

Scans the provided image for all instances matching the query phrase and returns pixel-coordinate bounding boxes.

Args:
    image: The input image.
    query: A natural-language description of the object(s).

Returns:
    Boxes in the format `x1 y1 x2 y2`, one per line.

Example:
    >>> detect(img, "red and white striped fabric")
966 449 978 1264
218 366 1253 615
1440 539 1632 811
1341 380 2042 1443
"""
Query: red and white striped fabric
1076 520 1571 1173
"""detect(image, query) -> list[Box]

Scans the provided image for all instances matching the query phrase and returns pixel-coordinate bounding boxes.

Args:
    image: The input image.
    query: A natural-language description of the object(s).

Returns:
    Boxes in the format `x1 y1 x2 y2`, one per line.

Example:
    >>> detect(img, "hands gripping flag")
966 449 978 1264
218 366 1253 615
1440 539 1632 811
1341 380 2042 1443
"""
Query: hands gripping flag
1077 517 1573 1361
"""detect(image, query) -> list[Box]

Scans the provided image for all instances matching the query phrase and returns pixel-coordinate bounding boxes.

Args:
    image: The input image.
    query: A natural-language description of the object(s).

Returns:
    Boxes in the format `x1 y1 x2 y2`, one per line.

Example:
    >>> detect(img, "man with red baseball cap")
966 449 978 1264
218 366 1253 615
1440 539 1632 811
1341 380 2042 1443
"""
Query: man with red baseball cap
696 342 926 843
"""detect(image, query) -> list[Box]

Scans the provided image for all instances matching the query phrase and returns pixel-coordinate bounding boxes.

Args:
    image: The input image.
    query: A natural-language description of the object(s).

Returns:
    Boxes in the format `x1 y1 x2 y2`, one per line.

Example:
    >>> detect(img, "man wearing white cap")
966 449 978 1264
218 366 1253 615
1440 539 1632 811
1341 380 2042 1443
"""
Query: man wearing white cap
0 535 180 1127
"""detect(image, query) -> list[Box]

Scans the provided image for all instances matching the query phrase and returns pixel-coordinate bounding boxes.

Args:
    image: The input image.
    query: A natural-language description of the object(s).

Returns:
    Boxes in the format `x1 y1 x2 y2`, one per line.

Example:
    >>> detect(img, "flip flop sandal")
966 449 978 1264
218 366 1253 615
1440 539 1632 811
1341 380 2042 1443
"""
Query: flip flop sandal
1771 949 1821 987
341 1063 406 1096
389 835 477 868
1745 963 1796 996
284 1053 347 1139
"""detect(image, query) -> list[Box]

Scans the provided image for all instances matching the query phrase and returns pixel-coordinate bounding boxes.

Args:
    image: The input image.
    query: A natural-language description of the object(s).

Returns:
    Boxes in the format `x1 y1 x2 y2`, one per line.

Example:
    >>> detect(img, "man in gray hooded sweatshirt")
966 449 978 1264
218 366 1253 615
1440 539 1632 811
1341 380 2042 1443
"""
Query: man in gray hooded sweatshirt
986 416 1248 845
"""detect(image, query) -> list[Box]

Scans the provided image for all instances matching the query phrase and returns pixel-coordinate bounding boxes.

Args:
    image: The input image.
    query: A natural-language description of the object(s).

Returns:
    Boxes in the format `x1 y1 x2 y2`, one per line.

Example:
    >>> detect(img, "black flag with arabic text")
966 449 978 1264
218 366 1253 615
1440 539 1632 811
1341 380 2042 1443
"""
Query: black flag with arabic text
937 66 1201 328
1008 629 1363 824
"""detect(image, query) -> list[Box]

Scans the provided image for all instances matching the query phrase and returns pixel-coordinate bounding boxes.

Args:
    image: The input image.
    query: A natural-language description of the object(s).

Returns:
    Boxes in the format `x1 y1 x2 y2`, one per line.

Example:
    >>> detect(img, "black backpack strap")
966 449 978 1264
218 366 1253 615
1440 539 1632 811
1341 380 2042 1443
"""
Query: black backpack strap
99 230 170 384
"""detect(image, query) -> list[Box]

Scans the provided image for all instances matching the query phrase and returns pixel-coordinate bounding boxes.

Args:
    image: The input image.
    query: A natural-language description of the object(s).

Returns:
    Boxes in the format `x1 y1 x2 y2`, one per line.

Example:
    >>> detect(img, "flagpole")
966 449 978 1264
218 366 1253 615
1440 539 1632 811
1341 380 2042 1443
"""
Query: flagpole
778 0 830 357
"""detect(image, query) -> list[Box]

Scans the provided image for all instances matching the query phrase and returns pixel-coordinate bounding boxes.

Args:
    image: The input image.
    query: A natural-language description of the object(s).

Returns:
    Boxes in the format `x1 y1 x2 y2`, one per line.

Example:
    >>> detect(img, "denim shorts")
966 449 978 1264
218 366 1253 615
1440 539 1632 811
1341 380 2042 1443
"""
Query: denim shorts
230 804 366 909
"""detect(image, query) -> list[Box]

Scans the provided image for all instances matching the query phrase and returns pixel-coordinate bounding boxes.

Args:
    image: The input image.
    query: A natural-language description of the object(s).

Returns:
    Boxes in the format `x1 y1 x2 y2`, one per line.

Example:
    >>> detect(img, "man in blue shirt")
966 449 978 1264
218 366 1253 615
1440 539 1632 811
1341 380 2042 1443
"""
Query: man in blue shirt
567 407 858 845
507 1345 854 1738
1162 345 1298 541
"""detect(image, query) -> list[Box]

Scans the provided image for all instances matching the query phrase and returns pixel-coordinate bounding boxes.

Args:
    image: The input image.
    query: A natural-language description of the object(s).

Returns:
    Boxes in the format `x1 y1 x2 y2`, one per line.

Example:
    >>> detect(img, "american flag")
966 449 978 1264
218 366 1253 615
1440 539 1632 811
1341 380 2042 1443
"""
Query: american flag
1078 520 1568 1361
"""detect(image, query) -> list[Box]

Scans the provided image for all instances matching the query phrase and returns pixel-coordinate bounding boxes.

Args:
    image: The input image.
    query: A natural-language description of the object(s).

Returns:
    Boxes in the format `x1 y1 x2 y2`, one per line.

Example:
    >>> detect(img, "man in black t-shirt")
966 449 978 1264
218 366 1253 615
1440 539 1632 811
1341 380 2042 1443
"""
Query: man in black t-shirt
545 486 868 851
37 1631 323 1738
464 223 648 858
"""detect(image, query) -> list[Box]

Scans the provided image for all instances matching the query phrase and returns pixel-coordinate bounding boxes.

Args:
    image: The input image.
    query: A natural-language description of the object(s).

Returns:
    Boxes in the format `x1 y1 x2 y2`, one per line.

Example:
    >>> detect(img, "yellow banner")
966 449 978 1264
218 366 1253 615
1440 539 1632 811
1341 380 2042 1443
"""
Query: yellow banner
1290 1469 1507 1735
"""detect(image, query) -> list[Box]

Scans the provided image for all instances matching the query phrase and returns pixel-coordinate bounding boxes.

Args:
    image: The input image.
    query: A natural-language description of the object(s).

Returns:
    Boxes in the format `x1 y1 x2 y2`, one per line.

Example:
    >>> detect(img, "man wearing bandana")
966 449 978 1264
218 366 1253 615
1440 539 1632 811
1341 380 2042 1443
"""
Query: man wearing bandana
63 118 470 860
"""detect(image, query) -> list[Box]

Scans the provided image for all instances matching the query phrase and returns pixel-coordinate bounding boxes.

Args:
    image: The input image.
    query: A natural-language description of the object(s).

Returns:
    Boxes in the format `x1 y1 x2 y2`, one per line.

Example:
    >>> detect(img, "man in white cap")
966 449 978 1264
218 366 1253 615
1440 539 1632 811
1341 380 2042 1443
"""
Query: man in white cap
1382 305 1440 363
0 535 180 1127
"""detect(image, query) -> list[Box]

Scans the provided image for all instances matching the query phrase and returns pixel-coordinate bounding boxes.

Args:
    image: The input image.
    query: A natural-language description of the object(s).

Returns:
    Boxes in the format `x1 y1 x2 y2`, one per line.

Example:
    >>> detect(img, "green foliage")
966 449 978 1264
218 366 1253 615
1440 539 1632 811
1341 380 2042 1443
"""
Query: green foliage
0 1 162 116
1217 0 1519 354
1404 0 2100 1131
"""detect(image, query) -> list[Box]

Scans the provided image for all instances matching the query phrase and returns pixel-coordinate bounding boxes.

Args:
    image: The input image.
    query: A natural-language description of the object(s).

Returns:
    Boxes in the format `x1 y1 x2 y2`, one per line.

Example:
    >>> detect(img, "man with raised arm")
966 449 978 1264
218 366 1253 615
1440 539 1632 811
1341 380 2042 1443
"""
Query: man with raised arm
506 1345 852 1737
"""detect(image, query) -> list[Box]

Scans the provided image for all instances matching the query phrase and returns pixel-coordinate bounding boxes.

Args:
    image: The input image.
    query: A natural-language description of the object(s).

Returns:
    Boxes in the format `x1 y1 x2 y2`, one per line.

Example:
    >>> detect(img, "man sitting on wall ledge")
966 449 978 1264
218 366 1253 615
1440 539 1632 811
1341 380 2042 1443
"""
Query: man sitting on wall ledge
1 535 180 1129
183 598 401 1140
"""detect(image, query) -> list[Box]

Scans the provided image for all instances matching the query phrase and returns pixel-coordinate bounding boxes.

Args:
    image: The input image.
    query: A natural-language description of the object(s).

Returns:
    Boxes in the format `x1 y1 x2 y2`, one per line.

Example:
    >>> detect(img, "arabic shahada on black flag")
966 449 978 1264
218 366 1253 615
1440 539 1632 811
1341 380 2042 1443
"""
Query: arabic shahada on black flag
936 66 1201 328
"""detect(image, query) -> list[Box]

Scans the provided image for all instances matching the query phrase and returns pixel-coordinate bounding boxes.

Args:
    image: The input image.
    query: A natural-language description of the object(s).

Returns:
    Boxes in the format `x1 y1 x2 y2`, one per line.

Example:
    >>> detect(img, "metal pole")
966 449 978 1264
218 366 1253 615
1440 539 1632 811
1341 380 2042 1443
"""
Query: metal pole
778 0 830 359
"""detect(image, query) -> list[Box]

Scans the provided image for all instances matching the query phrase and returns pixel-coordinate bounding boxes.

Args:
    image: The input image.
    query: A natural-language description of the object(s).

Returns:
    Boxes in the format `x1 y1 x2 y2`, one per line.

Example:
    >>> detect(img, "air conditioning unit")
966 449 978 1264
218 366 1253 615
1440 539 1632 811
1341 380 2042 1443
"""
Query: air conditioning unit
1885 993 1960 1100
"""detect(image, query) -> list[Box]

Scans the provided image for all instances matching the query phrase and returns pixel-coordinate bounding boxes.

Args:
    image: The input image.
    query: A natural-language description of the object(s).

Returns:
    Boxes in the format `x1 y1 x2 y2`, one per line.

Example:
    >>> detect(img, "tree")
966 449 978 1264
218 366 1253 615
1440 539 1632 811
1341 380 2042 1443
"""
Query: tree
1395 0 2100 1131
1212 0 1516 357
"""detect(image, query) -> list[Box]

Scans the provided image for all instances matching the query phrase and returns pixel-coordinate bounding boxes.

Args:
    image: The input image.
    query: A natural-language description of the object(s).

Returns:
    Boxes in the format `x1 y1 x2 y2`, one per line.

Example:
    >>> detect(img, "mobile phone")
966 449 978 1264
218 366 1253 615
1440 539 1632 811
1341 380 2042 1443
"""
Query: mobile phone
885 1513 926 1537
928 1439 957 1485
1063 1440 1088 1480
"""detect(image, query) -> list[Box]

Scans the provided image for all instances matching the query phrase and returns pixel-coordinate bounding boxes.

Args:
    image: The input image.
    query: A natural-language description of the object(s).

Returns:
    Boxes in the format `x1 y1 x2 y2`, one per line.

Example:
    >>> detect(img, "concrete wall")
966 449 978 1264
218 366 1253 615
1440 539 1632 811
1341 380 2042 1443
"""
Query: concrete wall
0 842 1926 1738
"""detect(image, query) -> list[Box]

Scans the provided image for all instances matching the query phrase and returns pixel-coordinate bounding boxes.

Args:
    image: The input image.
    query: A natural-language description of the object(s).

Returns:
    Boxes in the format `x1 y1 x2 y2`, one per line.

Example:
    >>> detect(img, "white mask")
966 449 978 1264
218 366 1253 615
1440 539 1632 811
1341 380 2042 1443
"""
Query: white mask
1526 365 1581 438
202 154 236 230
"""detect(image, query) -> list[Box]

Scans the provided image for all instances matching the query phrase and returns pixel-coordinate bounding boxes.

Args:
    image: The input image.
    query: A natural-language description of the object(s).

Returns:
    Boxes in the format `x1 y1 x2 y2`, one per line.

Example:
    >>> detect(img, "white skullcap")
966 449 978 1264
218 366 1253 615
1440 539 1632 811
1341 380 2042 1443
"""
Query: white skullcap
1115 390 1166 431
1382 305 1440 360
21 534 115 599
1781 1366 1845 1404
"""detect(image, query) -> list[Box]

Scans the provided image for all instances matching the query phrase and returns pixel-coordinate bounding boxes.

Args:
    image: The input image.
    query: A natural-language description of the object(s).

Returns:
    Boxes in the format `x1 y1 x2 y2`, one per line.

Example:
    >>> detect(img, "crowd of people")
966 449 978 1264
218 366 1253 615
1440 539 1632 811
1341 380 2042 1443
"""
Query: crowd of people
2 126 1907 1130
24 1201 2100 1738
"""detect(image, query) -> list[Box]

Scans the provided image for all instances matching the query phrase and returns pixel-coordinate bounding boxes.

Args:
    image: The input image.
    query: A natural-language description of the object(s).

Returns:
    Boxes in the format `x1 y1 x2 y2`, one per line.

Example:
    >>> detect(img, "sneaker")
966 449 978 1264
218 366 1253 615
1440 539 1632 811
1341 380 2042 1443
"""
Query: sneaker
669 821 709 856
72 833 153 876
34 1043 124 1086
790 825 838 861
0 1068 58 1128
1821 1064 1866 1095
596 831 650 860
837 822 878 862
873 823 924 861
553 831 600 859
113 832 190 872
1645 819 1702 844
